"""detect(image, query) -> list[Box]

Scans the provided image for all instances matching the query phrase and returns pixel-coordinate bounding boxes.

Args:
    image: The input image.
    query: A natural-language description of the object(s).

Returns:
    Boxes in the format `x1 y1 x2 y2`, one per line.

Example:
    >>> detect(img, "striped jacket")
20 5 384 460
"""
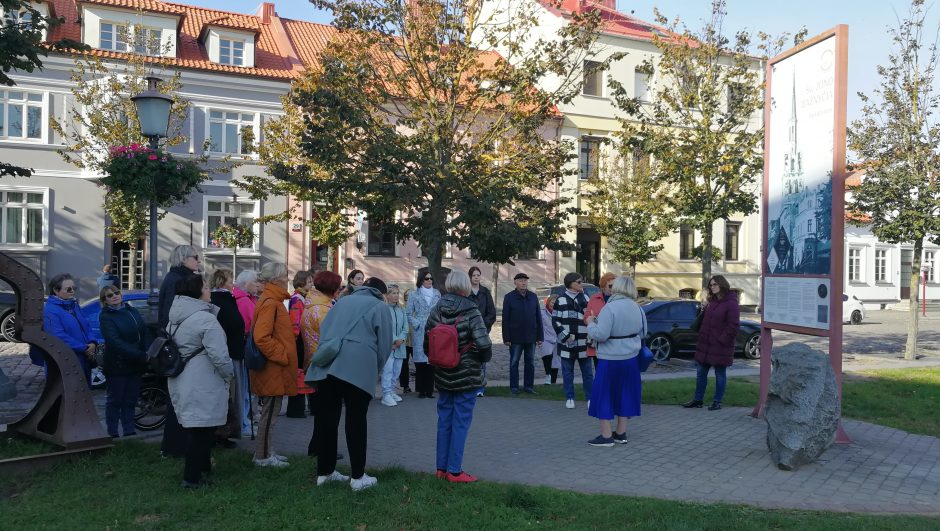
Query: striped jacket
552 290 589 359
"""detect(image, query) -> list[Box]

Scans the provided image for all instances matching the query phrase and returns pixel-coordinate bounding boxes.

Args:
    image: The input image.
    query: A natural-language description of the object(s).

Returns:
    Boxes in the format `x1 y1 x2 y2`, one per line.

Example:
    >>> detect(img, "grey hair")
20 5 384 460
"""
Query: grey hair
258 262 288 283
234 269 258 288
611 275 637 299
445 270 471 296
169 245 199 268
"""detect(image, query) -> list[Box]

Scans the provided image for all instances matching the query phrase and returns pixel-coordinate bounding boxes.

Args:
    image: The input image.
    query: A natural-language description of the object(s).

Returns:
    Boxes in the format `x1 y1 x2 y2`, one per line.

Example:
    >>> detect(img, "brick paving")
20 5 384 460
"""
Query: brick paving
2 311 940 514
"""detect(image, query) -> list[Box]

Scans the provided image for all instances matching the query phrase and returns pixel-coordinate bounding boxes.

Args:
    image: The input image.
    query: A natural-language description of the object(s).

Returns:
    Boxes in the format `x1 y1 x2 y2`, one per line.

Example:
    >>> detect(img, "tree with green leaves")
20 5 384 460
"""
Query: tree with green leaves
52 53 203 289
584 149 671 277
264 0 609 284
848 0 940 360
611 1 767 294
1 0 84 178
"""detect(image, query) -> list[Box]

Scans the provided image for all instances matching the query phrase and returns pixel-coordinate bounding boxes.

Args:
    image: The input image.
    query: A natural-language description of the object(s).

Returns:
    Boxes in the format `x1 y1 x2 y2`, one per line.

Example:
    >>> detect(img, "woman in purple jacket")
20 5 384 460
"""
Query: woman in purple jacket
682 275 739 411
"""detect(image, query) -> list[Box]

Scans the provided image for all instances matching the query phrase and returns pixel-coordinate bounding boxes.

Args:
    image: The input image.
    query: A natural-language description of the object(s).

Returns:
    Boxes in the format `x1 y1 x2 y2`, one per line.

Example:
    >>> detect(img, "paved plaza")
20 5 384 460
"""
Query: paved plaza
1 310 939 514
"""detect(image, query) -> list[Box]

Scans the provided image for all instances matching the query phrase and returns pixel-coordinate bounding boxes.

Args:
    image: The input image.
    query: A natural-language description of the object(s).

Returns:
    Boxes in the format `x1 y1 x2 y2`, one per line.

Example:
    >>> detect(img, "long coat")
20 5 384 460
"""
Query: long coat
250 283 298 397
166 296 233 428
233 285 256 336
694 292 740 367
210 290 245 361
467 285 497 332
306 286 393 396
425 293 492 393
405 288 440 363
300 290 333 370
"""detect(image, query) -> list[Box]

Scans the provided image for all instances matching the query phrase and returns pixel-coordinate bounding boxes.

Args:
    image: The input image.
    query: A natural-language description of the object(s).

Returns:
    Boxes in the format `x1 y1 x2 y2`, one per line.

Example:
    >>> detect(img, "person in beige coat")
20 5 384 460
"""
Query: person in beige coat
166 274 233 489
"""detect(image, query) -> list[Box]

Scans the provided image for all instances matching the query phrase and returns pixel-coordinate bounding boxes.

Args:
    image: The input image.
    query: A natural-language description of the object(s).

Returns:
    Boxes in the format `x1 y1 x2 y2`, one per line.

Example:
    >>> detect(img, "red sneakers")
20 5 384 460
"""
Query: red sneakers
445 471 477 483
435 469 446 479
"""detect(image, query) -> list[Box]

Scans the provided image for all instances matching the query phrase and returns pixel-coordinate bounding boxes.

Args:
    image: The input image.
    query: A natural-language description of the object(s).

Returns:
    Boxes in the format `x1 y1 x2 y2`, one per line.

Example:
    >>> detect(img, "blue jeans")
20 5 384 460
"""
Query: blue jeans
436 390 477 474
105 373 141 437
561 356 594 400
694 362 727 402
477 362 487 395
508 343 536 392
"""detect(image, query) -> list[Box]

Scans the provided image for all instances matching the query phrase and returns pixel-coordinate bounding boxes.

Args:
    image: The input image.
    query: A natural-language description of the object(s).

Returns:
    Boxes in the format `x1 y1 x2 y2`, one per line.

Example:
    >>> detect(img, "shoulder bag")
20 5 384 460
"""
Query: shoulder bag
244 299 276 371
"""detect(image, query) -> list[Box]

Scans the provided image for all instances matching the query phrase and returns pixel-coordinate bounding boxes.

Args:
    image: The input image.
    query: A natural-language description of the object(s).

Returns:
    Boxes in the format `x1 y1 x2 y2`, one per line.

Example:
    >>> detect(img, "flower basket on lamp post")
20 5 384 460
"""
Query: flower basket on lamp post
213 223 255 276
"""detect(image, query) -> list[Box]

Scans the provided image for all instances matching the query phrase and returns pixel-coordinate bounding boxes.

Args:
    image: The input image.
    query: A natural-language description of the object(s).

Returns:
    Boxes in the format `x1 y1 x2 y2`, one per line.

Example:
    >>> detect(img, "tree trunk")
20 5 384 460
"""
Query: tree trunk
628 259 637 279
127 242 137 290
491 262 500 303
423 237 446 290
905 237 923 360
701 224 714 296
327 246 337 273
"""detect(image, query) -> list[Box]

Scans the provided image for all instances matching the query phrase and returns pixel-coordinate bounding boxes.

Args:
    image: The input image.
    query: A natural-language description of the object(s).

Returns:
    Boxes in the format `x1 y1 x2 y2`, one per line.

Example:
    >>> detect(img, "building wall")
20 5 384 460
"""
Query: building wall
845 224 940 308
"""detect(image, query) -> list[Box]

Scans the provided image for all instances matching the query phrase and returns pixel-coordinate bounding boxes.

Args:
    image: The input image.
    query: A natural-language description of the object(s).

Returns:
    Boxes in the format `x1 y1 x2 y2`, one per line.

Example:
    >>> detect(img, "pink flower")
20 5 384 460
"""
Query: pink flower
148 154 158 161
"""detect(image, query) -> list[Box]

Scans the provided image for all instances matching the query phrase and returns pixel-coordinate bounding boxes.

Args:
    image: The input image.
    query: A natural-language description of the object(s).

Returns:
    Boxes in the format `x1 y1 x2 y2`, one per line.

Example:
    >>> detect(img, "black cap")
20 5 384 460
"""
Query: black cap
513 273 530 280
364 277 387 294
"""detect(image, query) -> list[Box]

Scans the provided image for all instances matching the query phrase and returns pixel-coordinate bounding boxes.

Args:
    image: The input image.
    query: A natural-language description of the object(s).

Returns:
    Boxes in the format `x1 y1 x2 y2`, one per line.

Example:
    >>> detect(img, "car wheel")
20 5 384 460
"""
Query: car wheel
648 334 672 362
1 312 19 343
850 310 862 325
743 333 760 359
135 385 169 431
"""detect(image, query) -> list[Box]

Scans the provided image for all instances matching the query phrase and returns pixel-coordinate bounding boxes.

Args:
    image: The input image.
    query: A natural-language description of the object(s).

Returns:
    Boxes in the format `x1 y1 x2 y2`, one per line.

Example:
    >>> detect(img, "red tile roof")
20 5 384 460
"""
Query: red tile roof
541 0 667 41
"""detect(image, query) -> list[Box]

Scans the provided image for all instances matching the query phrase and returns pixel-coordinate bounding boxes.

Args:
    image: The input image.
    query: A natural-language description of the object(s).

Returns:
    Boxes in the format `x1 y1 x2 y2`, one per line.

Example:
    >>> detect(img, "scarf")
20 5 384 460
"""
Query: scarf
419 285 435 305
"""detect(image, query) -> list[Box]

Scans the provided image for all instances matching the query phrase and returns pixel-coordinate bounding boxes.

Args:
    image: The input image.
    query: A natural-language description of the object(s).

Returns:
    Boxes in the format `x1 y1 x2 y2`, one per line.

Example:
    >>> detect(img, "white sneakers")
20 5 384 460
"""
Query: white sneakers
392 393 403 402
544 375 552 385
350 473 378 491
253 456 289 468
317 470 350 486
381 395 398 407
565 399 575 409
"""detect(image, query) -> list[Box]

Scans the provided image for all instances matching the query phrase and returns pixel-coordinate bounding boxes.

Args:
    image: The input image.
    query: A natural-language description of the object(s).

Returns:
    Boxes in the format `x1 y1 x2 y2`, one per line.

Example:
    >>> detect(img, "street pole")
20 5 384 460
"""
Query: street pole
148 135 159 309
924 269 928 317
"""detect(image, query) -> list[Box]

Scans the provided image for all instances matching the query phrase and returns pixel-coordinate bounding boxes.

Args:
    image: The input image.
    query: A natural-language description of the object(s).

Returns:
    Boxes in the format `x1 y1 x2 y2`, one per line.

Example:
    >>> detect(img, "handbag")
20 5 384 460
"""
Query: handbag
637 342 654 372
244 299 275 371
691 306 704 332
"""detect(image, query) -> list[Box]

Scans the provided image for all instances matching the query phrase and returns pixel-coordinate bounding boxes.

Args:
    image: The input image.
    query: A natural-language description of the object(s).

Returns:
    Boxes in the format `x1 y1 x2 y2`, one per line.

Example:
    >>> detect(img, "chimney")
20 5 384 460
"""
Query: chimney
256 2 276 24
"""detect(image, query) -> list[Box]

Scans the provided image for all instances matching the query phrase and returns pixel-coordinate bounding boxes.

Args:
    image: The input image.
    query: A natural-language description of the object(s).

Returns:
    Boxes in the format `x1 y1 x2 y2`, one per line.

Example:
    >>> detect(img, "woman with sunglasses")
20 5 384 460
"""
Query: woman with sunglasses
98 286 149 438
683 275 740 411
405 269 440 398
42 274 100 387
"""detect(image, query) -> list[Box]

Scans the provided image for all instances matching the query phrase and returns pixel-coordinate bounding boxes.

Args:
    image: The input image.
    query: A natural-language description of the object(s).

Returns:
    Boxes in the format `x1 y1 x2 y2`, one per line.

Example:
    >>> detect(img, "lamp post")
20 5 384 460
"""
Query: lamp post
131 77 173 309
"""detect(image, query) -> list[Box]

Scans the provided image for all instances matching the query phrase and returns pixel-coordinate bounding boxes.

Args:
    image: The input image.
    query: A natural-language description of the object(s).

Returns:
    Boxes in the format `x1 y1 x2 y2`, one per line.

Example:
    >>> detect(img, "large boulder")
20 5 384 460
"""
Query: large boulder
0 366 15 402
765 343 839 470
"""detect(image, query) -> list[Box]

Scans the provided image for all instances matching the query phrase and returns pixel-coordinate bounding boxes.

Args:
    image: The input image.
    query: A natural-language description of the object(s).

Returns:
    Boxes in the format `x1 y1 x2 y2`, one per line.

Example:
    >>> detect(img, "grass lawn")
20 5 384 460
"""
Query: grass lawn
486 366 940 438
1 440 937 530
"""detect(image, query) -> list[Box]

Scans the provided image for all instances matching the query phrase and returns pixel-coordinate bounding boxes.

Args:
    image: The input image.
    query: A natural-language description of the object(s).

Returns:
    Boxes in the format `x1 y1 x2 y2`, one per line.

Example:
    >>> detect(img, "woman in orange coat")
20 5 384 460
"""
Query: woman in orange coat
585 272 617 364
249 262 297 468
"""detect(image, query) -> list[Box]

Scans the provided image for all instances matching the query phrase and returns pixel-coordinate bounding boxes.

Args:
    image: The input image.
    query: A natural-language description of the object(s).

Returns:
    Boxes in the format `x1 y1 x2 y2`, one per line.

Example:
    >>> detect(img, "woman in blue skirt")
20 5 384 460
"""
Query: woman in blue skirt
584 276 646 447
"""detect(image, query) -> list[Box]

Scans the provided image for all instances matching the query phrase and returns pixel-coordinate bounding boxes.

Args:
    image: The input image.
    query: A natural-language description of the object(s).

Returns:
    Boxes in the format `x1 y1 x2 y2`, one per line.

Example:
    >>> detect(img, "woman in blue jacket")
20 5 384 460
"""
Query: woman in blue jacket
99 285 150 437
43 274 100 387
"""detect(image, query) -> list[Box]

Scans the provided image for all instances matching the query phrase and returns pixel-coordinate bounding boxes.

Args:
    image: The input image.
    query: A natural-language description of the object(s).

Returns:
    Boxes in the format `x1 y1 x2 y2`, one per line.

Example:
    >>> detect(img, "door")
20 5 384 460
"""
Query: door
576 228 601 284
111 239 144 290
901 249 913 299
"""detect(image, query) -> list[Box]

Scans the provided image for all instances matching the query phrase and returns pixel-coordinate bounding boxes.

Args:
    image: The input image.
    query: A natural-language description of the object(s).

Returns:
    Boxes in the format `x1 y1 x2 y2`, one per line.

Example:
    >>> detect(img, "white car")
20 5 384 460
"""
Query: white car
843 294 865 325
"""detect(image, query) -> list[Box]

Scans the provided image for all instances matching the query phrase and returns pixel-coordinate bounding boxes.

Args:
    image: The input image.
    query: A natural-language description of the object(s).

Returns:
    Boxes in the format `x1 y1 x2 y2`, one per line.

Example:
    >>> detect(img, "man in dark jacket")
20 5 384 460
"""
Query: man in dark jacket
501 272 543 394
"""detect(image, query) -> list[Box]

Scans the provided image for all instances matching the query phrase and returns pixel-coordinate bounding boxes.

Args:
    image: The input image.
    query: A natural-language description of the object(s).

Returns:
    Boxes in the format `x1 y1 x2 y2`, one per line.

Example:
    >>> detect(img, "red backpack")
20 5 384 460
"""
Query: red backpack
427 316 471 369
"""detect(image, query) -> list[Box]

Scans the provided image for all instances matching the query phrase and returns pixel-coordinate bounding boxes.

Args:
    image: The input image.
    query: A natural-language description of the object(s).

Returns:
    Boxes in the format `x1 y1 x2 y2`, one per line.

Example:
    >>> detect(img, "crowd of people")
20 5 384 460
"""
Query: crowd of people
39 249 740 490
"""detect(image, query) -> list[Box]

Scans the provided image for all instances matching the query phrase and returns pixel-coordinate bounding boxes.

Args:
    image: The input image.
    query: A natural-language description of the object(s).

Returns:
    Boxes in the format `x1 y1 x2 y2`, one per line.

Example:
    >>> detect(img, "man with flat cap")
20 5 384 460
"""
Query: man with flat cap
501 272 543 394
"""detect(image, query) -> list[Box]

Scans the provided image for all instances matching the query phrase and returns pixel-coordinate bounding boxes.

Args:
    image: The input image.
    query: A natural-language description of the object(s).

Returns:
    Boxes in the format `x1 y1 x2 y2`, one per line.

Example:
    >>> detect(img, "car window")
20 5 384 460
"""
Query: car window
645 306 666 320
128 299 150 310
666 302 697 321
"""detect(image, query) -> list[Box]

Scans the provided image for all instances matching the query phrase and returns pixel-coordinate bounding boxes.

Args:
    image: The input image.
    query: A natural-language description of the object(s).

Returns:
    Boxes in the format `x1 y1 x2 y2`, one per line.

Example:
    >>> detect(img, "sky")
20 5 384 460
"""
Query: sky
193 0 935 126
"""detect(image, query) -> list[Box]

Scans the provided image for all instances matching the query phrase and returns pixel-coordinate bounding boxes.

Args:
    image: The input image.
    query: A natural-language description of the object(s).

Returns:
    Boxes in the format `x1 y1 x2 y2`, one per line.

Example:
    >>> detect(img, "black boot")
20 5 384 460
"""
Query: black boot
682 399 704 408
708 401 722 411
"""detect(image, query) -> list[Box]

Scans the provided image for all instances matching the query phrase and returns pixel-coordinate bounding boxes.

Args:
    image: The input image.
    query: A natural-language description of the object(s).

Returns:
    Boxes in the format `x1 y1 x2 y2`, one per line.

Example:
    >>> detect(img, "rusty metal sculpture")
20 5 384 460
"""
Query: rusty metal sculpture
0 251 111 450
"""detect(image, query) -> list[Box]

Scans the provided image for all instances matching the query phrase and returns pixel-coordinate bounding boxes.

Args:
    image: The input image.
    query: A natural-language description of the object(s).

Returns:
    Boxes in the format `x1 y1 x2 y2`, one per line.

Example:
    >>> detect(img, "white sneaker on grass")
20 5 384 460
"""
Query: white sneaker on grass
317 470 350 486
350 473 378 491
543 375 552 385
272 453 288 462
392 393 403 402
565 399 575 409
253 456 289 468
381 395 398 407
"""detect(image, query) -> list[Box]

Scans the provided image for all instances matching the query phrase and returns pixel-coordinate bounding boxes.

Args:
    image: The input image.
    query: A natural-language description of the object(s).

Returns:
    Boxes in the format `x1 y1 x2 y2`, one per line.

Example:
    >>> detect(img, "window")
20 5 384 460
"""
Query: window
875 249 888 282
100 22 129 51
579 137 601 180
634 67 651 101
208 110 254 154
219 39 245 66
206 199 258 250
0 90 43 140
679 224 695 260
133 27 163 56
0 189 46 245
516 249 542 260
582 60 603 97
367 222 396 257
3 7 32 26
848 248 861 282
807 219 813 234
724 222 741 261
925 250 936 283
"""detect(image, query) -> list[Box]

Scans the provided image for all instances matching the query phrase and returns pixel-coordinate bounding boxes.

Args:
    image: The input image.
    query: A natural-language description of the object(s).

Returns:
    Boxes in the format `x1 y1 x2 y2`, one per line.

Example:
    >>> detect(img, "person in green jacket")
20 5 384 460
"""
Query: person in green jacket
98 286 150 438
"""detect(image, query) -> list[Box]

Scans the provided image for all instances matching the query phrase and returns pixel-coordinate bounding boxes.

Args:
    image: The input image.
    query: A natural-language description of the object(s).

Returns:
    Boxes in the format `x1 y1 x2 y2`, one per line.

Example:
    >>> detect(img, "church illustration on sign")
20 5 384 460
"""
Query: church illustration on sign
767 73 832 275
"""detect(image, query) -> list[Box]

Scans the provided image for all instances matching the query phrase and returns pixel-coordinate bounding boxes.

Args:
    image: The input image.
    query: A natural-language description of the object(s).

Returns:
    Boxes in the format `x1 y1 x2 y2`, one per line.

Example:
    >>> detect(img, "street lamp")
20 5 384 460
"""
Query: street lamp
131 76 172 309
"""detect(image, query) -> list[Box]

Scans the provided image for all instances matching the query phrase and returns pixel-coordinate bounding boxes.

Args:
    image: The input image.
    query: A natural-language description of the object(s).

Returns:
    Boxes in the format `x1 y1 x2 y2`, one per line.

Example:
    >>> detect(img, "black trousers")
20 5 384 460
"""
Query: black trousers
183 426 216 483
414 362 434 396
161 401 187 458
399 347 413 389
541 356 558 383
307 391 320 457
315 376 371 479
286 336 308 417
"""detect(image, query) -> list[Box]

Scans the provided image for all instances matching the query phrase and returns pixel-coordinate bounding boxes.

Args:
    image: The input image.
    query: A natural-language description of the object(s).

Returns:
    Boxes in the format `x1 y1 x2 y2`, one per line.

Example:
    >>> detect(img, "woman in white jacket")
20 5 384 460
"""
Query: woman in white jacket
166 274 234 488
585 276 645 448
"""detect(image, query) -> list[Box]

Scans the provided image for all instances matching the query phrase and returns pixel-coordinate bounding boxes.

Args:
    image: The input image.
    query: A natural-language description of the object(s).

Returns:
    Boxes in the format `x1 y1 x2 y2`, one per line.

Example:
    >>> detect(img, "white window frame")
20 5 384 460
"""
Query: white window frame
0 186 49 247
634 67 651 101
203 196 260 253
848 247 862 283
206 109 258 155
579 137 602 181
99 21 129 52
875 248 889 283
0 89 47 142
133 26 163 56
925 250 937 284
3 3 48 40
219 38 245 66
582 60 604 97
514 248 544 261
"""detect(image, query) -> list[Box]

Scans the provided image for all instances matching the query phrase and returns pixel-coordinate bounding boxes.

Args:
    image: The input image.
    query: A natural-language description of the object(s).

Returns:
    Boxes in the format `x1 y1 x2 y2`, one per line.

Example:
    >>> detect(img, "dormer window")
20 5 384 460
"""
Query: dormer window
219 39 244 66
82 6 178 58
4 2 49 40
134 27 163 56
3 8 32 26
100 22 129 51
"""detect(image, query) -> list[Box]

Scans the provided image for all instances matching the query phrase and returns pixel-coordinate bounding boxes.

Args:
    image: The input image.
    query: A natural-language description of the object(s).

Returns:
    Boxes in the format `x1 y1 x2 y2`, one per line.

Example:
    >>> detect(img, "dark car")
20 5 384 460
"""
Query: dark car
535 283 601 301
81 290 158 339
640 299 760 361
0 291 18 342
